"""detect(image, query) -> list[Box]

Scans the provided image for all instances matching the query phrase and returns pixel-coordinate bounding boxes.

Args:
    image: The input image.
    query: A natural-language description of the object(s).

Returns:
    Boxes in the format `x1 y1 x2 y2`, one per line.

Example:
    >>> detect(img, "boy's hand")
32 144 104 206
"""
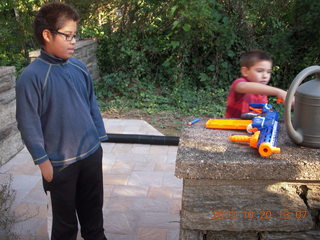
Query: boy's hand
277 89 295 107
38 160 53 182
276 89 287 104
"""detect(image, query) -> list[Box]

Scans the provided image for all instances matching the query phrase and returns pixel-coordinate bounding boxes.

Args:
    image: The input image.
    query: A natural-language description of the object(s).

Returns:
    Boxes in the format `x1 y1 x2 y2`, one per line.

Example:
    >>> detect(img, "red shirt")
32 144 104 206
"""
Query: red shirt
225 77 268 118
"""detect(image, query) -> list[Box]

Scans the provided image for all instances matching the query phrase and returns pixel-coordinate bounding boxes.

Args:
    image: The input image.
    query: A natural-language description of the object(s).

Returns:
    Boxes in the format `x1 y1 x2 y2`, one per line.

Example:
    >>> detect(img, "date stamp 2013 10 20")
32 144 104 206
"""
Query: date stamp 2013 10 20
210 210 308 220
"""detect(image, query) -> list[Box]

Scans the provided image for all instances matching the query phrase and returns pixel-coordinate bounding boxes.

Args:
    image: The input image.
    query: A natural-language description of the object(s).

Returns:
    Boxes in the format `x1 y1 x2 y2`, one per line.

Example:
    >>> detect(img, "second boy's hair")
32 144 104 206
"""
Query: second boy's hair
240 49 272 68
34 2 80 46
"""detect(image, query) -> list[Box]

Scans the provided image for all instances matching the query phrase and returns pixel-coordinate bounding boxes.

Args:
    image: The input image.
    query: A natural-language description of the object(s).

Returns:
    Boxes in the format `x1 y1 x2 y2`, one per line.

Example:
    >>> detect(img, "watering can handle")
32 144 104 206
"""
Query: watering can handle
284 66 320 144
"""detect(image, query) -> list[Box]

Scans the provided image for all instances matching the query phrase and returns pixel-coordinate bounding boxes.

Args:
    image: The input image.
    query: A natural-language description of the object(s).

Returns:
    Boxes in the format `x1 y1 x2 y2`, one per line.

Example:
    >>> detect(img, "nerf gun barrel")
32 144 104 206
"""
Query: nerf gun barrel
206 119 252 130
206 103 274 130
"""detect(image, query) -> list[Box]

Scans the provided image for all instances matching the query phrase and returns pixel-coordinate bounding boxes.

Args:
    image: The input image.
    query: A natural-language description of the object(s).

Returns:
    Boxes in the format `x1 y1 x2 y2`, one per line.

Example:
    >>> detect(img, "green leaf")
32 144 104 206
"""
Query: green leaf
170 41 180 48
182 24 191 32
170 6 178 17
172 20 180 29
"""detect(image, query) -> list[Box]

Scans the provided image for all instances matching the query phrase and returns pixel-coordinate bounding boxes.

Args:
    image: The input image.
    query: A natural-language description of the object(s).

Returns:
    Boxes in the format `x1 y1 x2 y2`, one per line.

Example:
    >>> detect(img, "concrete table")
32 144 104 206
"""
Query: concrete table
175 119 320 240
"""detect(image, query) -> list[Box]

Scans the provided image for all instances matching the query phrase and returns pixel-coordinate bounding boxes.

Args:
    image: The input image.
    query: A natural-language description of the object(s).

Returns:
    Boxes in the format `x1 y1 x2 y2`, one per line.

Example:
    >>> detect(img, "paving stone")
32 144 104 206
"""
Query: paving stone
168 146 178 153
2 147 31 167
12 217 44 237
103 197 134 211
103 174 129 185
123 126 143 133
10 174 40 192
111 185 148 198
35 220 49 239
131 144 151 154
154 162 176 172
102 152 117 163
166 152 178 163
127 171 163 187
103 185 114 199
107 161 134 174
149 145 169 154
105 233 136 240
115 153 148 163
11 189 29 207
131 198 171 213
170 199 182 214
23 181 47 205
171 187 183 199
102 162 114 173
134 162 155 171
8 162 39 176
112 143 134 153
162 173 182 188
147 154 167 162
103 210 137 234
137 227 167 240
14 203 47 219
148 187 175 200
101 142 116 153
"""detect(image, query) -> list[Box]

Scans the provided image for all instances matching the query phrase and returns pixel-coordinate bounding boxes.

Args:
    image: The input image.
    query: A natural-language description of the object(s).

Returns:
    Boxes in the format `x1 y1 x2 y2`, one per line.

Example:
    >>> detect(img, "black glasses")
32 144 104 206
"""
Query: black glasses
51 30 78 41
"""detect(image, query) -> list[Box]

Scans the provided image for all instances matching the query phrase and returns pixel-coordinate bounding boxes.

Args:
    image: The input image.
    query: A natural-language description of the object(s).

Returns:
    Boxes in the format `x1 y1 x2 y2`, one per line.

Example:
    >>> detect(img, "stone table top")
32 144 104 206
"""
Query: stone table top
175 119 320 181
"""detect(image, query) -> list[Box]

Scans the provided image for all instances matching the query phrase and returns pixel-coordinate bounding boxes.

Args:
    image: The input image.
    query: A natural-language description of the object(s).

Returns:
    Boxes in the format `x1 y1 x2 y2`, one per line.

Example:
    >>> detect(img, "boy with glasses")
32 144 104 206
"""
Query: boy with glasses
16 2 108 240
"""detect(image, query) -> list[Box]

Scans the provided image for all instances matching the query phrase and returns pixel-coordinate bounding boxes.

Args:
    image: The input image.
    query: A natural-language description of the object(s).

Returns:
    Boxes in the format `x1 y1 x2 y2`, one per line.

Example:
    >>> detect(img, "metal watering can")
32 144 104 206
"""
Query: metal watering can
284 66 320 148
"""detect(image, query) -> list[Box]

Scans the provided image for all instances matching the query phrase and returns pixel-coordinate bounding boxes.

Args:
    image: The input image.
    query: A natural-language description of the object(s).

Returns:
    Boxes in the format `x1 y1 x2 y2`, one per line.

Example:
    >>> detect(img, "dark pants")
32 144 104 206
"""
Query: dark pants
43 146 107 240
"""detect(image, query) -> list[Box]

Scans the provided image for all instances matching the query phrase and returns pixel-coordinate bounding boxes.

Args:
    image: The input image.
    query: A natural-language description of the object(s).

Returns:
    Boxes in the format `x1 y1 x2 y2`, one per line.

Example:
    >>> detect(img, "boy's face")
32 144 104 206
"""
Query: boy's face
241 60 272 85
43 20 77 59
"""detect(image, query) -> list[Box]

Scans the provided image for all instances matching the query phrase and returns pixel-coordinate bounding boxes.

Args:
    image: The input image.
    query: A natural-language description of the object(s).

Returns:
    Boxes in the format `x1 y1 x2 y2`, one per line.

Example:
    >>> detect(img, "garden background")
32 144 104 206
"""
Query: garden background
1 0 320 134
1 1 320 237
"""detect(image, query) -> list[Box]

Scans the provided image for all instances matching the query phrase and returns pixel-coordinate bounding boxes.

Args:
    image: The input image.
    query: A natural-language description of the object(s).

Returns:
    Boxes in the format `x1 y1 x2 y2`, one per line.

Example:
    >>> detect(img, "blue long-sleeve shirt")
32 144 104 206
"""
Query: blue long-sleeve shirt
16 50 108 166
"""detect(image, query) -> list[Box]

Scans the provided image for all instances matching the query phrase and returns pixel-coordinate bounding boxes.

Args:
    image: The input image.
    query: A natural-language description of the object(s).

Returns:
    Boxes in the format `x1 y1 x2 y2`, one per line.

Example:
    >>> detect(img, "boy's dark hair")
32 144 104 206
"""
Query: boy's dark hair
34 2 80 46
240 49 272 68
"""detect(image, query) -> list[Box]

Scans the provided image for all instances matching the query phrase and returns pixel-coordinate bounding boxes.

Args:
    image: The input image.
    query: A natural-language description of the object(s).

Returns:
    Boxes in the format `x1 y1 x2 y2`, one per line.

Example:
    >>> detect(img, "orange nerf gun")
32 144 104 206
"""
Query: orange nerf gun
206 103 281 157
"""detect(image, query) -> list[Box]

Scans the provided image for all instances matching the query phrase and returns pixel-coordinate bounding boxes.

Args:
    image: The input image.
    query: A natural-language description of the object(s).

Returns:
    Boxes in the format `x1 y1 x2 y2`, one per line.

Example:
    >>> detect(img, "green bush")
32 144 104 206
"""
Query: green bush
3 0 320 116
0 0 40 71
95 0 320 116
96 0 244 116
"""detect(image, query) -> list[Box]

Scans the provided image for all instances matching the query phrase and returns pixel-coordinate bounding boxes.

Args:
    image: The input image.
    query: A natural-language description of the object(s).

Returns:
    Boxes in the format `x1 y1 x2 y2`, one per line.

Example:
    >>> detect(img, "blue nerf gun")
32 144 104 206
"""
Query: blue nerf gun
229 103 281 157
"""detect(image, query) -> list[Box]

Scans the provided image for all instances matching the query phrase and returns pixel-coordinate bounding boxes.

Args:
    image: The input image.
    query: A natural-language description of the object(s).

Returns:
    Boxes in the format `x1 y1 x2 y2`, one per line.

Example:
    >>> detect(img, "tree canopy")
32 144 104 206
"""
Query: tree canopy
2 0 320 115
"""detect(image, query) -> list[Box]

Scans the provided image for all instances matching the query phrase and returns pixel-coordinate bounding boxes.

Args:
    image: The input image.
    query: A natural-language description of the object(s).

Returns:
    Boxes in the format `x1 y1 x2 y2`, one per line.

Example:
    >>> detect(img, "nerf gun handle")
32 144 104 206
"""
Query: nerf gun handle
230 131 280 157
230 131 260 148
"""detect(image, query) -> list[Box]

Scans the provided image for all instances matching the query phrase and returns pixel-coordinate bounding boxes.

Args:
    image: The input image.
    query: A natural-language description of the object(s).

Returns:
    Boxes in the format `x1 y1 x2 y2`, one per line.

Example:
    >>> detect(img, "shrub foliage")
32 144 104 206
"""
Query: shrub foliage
2 0 320 115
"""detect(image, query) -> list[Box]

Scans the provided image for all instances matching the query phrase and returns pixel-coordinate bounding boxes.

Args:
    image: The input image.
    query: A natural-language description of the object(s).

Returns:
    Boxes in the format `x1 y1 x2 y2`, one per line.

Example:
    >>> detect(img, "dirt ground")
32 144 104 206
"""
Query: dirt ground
102 109 188 137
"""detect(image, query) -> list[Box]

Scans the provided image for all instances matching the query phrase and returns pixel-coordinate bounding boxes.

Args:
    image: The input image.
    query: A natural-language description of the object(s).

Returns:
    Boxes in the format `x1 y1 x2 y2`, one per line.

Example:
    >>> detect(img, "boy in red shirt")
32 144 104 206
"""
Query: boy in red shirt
225 50 287 118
